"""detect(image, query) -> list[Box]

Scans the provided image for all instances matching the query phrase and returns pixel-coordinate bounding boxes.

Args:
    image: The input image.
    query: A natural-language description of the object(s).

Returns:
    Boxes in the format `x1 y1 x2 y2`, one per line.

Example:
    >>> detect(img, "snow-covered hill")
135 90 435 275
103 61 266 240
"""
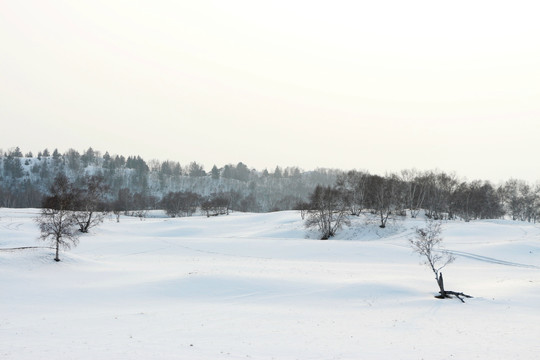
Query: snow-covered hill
1 208 539 359
0 154 339 211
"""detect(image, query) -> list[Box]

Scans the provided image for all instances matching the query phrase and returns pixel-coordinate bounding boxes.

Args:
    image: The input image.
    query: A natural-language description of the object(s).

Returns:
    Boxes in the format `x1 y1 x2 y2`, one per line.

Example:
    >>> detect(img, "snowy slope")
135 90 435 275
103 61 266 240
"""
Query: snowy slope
1 208 539 359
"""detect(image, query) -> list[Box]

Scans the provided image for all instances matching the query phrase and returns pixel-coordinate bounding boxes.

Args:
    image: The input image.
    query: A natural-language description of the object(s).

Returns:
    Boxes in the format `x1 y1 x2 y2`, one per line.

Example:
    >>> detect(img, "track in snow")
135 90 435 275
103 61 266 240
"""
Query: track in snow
448 249 540 269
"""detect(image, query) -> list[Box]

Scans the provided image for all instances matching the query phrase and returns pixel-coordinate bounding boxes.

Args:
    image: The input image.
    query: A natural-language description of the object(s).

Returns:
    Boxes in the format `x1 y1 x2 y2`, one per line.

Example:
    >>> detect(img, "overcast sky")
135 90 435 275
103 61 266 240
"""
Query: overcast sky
1 0 539 183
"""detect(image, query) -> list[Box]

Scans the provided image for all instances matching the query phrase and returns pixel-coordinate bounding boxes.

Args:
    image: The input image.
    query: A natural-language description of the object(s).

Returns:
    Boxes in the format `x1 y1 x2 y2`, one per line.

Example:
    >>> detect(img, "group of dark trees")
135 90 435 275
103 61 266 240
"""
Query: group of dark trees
333 170 512 224
301 169 540 239
160 191 232 218
161 191 202 218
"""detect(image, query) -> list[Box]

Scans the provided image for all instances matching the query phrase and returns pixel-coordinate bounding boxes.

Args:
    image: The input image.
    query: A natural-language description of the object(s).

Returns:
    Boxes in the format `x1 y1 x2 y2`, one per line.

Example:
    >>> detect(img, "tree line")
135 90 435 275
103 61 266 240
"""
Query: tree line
1 146 539 226
301 169 540 239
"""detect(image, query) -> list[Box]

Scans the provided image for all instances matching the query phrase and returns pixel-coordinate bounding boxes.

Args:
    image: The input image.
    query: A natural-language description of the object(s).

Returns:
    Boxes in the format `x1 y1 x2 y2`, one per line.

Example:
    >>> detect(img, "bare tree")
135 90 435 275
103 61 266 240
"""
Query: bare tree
35 174 79 262
409 220 472 302
336 170 369 216
366 174 401 228
72 175 109 233
294 200 312 220
424 171 458 220
400 169 427 218
305 185 350 239
503 179 540 222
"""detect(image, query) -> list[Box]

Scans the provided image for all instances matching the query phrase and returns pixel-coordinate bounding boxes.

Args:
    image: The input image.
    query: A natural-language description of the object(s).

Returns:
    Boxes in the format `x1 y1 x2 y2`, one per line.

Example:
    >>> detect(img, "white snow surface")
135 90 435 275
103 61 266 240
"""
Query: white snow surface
1 208 539 359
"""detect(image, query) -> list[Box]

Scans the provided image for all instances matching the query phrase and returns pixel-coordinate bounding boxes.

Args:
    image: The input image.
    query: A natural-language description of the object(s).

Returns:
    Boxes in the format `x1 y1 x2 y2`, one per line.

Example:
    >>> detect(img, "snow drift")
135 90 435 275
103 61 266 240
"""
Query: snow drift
1 208 539 359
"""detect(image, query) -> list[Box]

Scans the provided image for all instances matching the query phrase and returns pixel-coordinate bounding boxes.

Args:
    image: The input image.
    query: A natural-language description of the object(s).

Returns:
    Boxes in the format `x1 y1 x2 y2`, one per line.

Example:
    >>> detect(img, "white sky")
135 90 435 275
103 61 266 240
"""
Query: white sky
1 0 539 183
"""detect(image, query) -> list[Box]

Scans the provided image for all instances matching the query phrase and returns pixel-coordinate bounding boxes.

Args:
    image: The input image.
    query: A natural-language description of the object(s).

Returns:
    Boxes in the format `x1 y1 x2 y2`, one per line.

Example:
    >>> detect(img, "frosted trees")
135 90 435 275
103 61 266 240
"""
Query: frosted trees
188 162 206 177
409 220 472 302
3 149 25 178
211 165 220 180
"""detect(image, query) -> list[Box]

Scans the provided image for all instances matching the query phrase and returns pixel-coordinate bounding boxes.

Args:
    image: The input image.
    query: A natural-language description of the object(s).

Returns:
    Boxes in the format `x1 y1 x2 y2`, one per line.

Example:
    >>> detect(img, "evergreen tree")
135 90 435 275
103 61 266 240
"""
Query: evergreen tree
211 165 220 180
222 165 233 179
81 147 96 167
273 166 282 178
235 162 250 182
188 162 206 177
11 147 23 157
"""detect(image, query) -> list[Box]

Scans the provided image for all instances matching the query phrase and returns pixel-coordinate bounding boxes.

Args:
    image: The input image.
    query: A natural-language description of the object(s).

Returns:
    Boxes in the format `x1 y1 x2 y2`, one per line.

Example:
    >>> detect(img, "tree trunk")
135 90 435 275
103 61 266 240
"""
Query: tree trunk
55 237 60 262
434 272 473 302
83 212 93 233
436 272 446 298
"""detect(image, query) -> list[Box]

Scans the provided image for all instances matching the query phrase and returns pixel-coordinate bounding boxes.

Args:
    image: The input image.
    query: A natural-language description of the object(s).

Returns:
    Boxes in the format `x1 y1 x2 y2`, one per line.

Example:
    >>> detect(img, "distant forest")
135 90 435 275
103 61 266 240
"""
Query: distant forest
1 146 539 223
0 146 338 212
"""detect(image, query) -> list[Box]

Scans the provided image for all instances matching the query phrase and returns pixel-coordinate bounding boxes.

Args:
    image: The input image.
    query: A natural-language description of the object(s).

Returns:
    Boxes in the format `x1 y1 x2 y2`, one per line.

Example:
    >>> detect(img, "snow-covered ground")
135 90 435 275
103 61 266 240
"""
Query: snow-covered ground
1 208 539 359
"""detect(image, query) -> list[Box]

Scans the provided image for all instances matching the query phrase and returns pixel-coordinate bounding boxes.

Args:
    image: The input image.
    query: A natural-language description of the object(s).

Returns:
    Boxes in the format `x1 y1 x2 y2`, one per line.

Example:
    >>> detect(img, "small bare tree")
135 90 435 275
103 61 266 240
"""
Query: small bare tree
35 174 80 262
72 175 108 233
305 185 350 240
409 220 472 302
37 208 80 262
294 200 312 220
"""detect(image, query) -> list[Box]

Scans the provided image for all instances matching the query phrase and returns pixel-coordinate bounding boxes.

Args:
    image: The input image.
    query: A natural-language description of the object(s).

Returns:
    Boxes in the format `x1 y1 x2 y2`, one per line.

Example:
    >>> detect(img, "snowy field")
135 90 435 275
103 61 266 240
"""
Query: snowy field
1 208 539 359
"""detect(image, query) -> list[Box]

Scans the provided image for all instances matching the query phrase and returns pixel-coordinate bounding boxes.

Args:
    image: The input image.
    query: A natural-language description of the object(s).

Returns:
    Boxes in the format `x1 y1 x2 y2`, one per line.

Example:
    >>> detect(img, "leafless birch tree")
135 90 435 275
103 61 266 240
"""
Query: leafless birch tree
409 220 472 302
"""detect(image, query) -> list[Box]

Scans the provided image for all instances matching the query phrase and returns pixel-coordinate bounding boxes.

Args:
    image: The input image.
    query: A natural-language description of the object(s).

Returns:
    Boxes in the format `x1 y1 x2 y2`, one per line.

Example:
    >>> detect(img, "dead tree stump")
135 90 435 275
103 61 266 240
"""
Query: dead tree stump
434 272 473 303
